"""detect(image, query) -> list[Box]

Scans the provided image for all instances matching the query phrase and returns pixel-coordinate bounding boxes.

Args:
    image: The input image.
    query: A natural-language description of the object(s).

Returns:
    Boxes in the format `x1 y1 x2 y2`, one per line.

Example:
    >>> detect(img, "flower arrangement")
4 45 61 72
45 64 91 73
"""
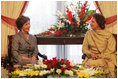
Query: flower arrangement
8 57 108 78
38 1 94 37
77 67 108 78
42 57 77 77
8 57 78 78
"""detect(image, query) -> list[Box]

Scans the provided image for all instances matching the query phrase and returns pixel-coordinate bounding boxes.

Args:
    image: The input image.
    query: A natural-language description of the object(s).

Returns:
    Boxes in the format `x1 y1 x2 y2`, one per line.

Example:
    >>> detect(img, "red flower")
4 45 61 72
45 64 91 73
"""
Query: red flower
84 1 88 6
54 34 57 35
59 64 61 66
54 31 57 33
47 65 52 69
80 1 87 17
75 24 78 26
44 32 47 34
58 30 62 33
61 68 65 71
71 21 75 27
76 28 79 31
67 29 69 31
61 59 64 64
85 15 92 22
48 27 53 30
81 21 84 24
61 59 64 61
71 66 74 68
63 29 66 33
57 33 60 36
80 15 83 19
52 61 56 66
43 60 49 64
66 60 70 64
66 65 71 69
53 57 57 61
82 30 85 33
53 66 56 69
66 22 69 25
73 31 75 33
47 31 51 34
61 21 64 23
73 14 75 17
66 9 69 13
66 9 73 22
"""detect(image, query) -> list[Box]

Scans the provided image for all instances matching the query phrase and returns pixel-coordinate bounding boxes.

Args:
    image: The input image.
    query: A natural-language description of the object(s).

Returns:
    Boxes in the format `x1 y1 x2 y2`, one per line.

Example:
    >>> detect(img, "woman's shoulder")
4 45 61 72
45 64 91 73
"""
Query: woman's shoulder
29 34 37 40
103 30 113 37
85 29 92 35
88 29 112 35
13 32 21 39
29 34 36 38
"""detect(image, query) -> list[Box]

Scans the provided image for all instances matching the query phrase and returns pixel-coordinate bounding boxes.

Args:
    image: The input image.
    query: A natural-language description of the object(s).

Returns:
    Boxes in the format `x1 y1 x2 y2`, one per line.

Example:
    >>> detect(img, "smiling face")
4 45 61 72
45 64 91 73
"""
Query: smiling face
21 21 30 33
90 17 101 30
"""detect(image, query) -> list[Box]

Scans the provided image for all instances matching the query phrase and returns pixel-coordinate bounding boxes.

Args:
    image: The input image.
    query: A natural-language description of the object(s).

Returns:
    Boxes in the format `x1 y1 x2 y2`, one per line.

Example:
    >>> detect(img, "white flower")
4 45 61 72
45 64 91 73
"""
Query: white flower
60 15 65 19
39 71 44 76
19 73 25 76
58 22 63 28
39 70 50 76
50 68 54 72
37 59 43 65
64 70 74 76
56 69 62 75
61 64 66 68
40 64 47 69
75 7 78 13
56 10 63 16
37 60 47 69
25 69 33 71
77 17 80 24
70 60 75 66
34 64 40 69
64 2 68 9
79 68 96 76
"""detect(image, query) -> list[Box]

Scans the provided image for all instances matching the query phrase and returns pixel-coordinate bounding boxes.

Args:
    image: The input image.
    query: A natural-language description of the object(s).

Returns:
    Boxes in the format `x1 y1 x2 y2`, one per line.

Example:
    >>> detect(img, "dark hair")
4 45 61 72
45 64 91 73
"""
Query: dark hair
16 16 30 30
92 13 106 29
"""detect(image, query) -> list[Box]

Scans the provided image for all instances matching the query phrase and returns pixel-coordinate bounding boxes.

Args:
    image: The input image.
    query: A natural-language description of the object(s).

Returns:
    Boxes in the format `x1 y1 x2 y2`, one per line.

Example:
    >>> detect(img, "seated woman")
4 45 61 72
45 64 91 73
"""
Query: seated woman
11 16 47 66
82 13 117 78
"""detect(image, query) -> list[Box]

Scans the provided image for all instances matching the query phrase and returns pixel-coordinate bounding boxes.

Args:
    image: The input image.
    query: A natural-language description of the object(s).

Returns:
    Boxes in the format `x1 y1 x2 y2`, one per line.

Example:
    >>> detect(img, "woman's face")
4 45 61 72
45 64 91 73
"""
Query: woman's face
90 17 101 30
21 21 30 33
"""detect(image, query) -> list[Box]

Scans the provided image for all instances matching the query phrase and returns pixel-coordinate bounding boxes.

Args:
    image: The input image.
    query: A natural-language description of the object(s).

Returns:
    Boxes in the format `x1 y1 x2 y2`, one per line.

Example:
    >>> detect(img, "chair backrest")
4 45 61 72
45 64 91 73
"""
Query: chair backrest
8 35 14 66
113 34 117 51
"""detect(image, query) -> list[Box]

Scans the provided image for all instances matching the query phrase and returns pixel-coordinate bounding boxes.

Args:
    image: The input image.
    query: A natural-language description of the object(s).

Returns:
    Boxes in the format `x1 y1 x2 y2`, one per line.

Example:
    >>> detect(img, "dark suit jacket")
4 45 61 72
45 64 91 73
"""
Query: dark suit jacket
11 31 38 65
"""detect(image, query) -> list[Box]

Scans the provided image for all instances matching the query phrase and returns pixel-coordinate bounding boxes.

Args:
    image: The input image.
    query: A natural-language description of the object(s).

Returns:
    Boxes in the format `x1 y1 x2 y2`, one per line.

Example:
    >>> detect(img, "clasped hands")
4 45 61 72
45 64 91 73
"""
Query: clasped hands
22 56 36 60
90 53 99 60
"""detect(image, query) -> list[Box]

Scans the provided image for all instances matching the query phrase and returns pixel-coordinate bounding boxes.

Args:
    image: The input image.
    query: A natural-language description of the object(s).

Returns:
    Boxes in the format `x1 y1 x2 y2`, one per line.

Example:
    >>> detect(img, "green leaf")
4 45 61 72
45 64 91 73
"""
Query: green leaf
87 10 94 15
83 16 88 21
83 10 94 21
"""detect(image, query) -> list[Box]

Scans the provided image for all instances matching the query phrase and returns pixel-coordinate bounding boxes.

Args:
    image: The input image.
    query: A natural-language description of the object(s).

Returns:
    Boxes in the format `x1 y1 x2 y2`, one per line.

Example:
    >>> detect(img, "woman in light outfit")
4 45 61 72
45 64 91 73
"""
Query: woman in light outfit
82 13 117 78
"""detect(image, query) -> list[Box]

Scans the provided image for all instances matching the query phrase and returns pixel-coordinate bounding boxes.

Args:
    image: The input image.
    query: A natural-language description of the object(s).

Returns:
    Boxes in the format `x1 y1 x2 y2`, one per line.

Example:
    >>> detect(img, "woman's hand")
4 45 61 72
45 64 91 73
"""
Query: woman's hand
22 56 32 60
22 56 36 60
90 53 99 60
31 56 36 60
